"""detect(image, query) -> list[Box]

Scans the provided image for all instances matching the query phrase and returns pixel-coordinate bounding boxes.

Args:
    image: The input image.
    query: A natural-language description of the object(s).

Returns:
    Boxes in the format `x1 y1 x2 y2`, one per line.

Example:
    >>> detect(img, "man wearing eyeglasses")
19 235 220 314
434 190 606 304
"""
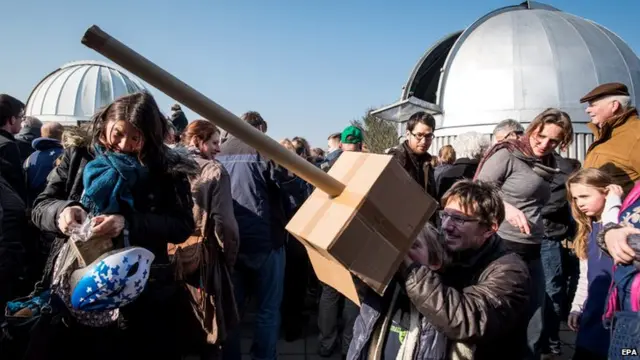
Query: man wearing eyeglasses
0 94 27 201
387 111 437 199
493 119 525 143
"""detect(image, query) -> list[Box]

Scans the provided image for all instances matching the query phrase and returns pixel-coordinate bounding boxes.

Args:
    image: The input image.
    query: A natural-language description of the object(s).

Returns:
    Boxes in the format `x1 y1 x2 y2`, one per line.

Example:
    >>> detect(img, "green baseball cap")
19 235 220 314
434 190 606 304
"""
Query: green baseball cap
341 125 363 144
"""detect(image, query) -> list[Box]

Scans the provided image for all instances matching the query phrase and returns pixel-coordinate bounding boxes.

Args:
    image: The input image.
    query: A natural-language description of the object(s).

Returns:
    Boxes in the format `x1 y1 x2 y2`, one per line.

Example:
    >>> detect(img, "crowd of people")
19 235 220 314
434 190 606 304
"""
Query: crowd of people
0 81 639 360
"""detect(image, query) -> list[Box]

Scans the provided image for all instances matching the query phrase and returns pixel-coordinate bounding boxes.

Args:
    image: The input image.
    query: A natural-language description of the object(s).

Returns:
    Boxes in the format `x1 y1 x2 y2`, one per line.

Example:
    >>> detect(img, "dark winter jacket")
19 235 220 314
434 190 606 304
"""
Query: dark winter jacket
435 158 479 200
434 163 452 182
24 137 64 206
31 130 197 267
170 110 189 133
387 141 436 200
0 175 28 271
280 172 312 217
0 175 28 320
0 129 27 201
216 135 288 254
541 152 577 239
349 235 531 360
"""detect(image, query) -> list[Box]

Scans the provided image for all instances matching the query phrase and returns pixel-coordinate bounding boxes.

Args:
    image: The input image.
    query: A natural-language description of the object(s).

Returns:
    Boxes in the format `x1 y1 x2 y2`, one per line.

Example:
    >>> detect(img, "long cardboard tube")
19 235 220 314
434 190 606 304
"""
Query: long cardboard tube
81 25 346 197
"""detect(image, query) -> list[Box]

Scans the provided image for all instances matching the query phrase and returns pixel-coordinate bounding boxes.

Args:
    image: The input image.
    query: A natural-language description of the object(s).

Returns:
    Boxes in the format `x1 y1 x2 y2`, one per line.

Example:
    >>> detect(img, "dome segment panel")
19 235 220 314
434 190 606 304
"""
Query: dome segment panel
78 65 99 118
597 24 640 100
535 11 598 109
96 66 114 111
109 68 129 103
512 10 560 111
28 67 61 117
40 66 72 116
562 14 633 87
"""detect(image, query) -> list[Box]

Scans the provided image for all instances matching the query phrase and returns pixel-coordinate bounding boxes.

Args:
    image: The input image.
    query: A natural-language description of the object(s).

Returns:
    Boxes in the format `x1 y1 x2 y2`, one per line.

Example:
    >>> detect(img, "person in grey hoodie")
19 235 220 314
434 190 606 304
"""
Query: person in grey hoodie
475 108 574 360
15 116 42 162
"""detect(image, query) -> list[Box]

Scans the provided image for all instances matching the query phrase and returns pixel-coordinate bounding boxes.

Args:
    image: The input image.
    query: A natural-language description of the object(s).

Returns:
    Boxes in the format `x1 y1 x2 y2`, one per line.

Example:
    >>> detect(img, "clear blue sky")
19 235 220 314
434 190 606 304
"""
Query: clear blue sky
2 0 638 148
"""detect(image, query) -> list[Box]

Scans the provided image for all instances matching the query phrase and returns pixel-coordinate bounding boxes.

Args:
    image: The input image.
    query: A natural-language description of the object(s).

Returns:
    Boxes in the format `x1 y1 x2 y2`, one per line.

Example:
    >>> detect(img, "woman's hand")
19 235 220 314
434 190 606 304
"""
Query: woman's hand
92 214 126 239
605 226 640 264
58 205 87 235
567 312 581 331
605 184 624 197
504 202 531 235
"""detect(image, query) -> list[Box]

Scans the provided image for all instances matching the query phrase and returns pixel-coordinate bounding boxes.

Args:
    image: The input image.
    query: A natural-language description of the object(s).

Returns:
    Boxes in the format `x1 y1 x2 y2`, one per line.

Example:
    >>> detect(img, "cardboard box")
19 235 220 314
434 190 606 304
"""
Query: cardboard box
286 152 438 305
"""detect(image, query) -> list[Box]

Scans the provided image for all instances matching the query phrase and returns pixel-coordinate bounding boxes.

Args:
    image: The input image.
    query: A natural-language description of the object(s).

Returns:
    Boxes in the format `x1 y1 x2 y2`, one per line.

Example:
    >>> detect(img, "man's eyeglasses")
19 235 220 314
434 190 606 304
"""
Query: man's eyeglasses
506 130 524 139
411 132 435 141
438 210 480 227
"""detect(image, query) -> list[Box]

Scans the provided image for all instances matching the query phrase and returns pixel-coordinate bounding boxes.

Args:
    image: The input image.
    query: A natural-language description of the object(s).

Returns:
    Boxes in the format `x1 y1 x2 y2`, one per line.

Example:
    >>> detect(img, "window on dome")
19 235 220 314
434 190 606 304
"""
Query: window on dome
98 67 113 109
405 31 461 104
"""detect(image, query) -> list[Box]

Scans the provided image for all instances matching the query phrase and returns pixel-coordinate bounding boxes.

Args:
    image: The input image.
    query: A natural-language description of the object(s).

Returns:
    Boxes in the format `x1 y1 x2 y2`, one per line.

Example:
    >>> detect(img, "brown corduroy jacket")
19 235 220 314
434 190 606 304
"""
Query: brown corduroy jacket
585 108 640 194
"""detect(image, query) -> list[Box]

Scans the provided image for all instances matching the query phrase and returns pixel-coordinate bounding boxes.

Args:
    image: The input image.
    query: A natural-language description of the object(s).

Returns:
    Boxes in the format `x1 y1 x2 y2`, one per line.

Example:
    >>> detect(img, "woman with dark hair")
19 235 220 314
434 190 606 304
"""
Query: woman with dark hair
291 136 312 160
165 120 178 145
475 108 574 360
30 92 197 360
180 119 240 357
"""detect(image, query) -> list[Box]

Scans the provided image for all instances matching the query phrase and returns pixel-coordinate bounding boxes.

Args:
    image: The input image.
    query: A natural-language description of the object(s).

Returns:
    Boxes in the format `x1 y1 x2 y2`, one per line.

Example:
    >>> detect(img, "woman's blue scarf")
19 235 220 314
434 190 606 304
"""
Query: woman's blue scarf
81 145 148 215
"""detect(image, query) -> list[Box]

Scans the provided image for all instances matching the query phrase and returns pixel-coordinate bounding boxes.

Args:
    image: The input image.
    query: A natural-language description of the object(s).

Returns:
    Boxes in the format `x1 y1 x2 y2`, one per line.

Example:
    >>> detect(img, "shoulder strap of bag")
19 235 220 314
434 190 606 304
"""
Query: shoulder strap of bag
604 265 620 322
630 273 640 312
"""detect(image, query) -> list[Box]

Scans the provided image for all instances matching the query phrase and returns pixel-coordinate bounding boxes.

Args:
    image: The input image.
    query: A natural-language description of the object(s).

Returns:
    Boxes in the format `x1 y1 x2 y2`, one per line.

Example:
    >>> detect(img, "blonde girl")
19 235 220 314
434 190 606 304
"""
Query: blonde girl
566 168 622 360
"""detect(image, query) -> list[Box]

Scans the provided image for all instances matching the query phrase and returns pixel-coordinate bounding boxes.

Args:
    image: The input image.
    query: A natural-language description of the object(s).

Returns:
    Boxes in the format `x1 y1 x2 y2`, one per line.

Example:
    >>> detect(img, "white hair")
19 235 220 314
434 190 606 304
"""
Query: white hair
492 119 524 137
452 132 491 160
605 95 631 110
21 116 42 128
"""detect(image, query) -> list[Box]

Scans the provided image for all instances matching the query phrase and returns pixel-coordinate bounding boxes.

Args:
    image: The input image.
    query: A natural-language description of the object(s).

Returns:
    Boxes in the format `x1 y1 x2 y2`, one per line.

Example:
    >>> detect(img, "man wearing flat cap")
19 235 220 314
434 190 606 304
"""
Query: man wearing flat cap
582 82 640 194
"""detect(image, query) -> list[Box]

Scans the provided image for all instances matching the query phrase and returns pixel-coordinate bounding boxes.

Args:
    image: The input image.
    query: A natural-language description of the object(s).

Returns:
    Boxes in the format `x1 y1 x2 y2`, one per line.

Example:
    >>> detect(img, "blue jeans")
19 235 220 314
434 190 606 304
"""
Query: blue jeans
223 247 286 360
525 257 546 360
541 238 564 352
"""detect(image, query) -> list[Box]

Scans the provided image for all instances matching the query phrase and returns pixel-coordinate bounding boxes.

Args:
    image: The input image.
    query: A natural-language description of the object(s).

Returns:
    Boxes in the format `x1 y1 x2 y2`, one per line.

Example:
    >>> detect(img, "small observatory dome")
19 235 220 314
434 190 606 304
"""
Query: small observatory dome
25 60 147 126
373 1 640 161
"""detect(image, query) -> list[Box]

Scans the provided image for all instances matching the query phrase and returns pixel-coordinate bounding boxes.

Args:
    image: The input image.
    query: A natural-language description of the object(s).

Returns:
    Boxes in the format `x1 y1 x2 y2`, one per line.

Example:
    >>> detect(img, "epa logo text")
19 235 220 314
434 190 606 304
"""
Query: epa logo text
622 348 639 356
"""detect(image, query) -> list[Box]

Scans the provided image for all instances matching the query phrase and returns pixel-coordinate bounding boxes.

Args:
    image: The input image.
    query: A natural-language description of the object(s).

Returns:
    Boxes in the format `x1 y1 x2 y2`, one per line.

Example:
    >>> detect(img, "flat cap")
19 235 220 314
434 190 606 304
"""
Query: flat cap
580 82 629 103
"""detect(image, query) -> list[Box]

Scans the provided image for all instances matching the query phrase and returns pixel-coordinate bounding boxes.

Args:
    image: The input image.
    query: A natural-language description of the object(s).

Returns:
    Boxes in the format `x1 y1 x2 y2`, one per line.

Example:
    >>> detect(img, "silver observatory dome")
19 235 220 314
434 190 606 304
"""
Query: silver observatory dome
373 1 640 161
